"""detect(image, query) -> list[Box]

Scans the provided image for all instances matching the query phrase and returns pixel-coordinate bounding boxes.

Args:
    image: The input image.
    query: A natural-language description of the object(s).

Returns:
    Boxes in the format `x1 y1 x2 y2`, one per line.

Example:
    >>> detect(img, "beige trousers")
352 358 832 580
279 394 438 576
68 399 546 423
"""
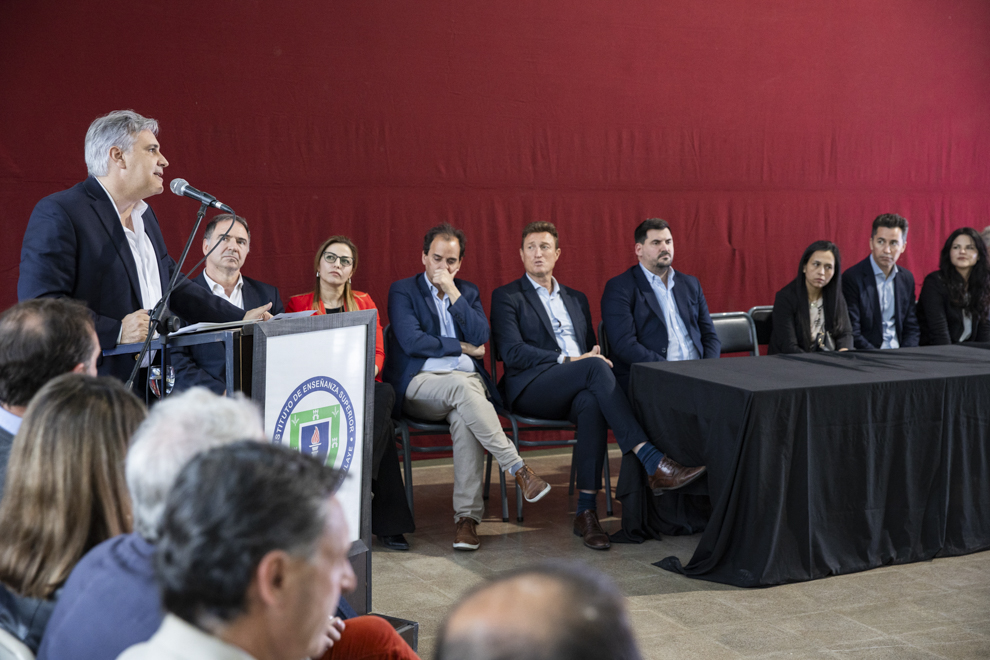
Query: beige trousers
403 371 522 523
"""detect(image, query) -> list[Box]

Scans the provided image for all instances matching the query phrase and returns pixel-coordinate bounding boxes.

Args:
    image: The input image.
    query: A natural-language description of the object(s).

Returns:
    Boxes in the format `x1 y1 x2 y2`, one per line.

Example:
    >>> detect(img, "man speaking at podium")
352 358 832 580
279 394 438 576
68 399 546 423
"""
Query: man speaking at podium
18 110 271 385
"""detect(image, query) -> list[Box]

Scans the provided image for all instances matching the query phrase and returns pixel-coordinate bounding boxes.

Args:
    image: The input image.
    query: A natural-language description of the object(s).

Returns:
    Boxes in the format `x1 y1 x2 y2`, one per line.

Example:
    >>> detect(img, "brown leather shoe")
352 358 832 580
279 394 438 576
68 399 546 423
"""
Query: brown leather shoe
573 510 611 550
648 456 707 495
453 517 480 551
514 465 551 502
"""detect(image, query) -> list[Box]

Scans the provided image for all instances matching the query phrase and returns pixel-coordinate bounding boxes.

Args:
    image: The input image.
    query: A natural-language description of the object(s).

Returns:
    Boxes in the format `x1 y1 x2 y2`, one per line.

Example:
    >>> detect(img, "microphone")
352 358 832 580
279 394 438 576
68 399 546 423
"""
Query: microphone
170 178 234 213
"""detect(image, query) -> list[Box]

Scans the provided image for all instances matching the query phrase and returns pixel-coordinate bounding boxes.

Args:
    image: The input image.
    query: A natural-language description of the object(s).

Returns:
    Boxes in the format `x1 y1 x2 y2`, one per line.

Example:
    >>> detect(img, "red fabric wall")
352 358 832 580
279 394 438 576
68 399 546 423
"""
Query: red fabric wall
2 0 989 331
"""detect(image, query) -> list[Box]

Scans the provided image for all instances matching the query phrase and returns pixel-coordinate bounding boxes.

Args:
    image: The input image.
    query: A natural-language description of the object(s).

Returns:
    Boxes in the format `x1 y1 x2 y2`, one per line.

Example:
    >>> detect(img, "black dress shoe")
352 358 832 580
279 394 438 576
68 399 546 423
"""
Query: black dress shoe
377 534 410 551
573 510 611 550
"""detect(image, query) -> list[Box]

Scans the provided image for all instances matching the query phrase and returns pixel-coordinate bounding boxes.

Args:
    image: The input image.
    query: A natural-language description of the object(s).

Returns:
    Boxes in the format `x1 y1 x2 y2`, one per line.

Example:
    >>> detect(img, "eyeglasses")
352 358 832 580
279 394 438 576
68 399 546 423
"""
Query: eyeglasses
323 252 353 267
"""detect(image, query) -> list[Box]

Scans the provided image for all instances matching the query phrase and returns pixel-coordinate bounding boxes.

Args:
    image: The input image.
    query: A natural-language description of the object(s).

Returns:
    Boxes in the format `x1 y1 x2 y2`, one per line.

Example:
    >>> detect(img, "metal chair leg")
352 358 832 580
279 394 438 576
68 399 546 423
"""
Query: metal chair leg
483 453 492 501
510 417 525 522
399 422 414 519
603 449 613 516
568 450 577 495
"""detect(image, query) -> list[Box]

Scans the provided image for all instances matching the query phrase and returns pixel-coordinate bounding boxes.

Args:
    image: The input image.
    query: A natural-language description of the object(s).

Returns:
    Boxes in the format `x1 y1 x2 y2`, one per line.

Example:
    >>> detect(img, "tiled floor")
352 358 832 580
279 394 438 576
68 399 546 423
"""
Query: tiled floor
371 447 990 659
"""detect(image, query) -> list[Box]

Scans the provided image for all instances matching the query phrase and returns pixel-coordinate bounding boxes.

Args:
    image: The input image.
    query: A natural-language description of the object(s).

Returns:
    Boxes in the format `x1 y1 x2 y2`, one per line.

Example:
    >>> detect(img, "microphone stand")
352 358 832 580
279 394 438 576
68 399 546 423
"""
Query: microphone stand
125 202 212 394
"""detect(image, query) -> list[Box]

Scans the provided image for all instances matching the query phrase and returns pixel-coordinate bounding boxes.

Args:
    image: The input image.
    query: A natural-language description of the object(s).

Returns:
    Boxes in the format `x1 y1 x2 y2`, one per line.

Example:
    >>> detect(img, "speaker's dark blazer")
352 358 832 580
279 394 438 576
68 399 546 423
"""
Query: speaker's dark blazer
916 270 990 345
768 278 853 354
18 177 244 382
842 256 920 349
490 275 596 408
601 265 720 390
382 274 499 418
171 272 285 394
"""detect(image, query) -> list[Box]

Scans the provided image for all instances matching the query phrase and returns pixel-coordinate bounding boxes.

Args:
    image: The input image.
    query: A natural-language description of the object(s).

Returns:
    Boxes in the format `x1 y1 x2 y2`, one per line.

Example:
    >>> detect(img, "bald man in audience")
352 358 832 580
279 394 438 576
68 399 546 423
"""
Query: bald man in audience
0 298 100 501
435 562 641 660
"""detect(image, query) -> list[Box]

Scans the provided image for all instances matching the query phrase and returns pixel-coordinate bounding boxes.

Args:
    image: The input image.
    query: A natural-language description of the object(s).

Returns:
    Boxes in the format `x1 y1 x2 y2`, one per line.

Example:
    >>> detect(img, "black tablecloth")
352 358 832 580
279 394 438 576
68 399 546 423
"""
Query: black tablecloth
628 345 990 587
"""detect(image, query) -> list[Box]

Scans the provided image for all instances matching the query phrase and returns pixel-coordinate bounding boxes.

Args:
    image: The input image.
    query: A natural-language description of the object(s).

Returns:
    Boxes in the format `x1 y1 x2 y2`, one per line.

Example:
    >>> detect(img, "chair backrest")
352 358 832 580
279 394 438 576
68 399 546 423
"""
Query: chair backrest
0 629 35 660
747 306 774 346
598 320 610 358
711 312 759 356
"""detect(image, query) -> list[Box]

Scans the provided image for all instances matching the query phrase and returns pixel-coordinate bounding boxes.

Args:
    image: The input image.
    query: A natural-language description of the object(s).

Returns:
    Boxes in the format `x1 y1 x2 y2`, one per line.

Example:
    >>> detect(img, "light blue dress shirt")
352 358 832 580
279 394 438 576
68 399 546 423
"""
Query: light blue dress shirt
0 405 22 437
420 273 476 373
640 264 700 361
525 274 583 363
869 255 900 349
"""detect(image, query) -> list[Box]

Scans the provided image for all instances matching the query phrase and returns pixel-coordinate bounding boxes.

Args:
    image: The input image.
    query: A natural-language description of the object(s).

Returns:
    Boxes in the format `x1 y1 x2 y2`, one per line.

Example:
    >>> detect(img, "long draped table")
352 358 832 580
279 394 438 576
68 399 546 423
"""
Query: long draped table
628 345 990 587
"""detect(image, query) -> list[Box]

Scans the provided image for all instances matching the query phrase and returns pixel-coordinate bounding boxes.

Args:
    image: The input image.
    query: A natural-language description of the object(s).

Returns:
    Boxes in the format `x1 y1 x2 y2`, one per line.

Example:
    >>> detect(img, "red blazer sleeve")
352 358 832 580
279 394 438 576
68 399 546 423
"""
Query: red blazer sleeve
354 291 385 380
285 293 315 314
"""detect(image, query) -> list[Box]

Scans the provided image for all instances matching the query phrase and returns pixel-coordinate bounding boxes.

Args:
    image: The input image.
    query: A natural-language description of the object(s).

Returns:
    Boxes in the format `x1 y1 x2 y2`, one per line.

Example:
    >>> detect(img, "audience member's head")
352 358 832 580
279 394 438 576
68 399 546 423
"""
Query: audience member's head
126 387 265 542
0 374 144 598
311 235 360 311
155 442 353 660
0 298 100 412
938 227 990 320
435 562 641 660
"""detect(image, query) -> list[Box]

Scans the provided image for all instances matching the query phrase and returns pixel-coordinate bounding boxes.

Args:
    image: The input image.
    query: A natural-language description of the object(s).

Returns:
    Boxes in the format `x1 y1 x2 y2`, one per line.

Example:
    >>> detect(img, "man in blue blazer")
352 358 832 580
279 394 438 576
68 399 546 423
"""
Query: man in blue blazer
601 218 720 392
842 214 920 350
384 223 550 551
18 110 271 386
491 222 707 550
172 214 284 395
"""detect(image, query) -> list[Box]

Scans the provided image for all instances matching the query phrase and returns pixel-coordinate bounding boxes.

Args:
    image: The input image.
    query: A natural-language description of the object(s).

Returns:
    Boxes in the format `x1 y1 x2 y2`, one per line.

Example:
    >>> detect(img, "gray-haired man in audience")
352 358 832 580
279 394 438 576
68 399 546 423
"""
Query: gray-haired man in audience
0 298 101 501
435 562 642 660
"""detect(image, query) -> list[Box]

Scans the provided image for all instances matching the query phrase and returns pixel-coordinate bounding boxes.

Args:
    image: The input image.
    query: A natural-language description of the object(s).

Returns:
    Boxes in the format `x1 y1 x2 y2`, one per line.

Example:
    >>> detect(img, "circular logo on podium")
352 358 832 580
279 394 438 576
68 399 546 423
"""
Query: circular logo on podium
272 376 357 477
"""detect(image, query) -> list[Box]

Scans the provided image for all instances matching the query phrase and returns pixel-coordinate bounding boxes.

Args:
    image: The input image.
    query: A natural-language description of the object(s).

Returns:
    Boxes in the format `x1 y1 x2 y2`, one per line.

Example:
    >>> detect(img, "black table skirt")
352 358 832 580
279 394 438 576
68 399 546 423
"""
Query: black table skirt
627 345 990 587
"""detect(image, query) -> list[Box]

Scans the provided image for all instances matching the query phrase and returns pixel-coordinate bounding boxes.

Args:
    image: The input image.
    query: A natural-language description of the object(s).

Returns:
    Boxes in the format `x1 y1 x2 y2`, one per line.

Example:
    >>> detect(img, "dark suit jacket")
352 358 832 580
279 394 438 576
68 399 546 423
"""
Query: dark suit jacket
842 256 920 349
171 272 284 394
18 177 244 382
490 276 596 408
916 271 990 345
768 278 854 354
601 265 720 390
383 274 499 418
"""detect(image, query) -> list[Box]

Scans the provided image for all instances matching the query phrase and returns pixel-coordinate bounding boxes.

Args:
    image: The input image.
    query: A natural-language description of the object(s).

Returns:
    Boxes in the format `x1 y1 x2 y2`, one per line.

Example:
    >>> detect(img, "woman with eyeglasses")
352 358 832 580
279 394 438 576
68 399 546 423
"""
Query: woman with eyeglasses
917 227 990 345
286 236 415 551
768 240 853 354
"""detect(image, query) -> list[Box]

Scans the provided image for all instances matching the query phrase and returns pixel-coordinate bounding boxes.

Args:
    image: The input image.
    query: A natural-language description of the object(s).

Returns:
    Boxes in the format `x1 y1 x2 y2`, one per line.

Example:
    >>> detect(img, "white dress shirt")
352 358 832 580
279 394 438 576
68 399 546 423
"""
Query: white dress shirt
115 614 256 660
640 264 700 361
525 274 583 363
420 273 476 373
869 255 900 349
203 272 245 309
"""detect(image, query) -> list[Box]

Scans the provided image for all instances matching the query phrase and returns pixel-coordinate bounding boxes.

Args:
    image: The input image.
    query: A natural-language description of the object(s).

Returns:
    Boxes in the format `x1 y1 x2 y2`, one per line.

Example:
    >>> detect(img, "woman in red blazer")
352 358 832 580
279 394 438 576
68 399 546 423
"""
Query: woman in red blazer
286 235 385 378
287 236 414 550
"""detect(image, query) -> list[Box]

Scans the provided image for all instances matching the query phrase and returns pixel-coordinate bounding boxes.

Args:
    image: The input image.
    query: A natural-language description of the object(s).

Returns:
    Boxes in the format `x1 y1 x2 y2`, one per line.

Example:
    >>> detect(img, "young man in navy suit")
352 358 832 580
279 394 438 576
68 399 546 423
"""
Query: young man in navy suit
383 223 550 551
18 110 271 386
842 214 920 350
491 222 707 550
172 214 284 394
601 218 720 393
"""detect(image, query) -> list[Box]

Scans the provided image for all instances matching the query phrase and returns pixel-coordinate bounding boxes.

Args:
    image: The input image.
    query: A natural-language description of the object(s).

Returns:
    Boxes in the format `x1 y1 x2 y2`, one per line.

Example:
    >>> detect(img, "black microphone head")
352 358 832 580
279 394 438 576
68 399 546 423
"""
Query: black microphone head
170 178 189 195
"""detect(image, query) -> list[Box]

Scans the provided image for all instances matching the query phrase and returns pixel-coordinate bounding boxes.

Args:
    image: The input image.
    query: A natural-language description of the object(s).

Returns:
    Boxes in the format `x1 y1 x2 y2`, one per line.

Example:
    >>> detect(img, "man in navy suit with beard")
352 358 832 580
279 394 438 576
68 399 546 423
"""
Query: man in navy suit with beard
492 222 707 551
601 218 721 394
172 214 284 394
18 110 271 387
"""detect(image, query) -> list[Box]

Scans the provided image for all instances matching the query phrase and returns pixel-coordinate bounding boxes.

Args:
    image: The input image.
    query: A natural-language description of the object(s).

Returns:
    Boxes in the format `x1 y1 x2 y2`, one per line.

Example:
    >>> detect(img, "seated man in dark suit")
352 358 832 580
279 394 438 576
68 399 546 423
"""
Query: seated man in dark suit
18 110 271 387
384 223 550 552
842 213 920 350
601 218 720 393
491 222 706 551
172 214 284 394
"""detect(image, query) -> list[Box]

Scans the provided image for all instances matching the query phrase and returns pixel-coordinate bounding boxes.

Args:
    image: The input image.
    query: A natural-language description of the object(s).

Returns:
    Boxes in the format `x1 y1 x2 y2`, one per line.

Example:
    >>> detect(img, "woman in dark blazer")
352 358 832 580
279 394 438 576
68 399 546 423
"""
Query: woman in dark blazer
917 227 990 345
769 240 853 354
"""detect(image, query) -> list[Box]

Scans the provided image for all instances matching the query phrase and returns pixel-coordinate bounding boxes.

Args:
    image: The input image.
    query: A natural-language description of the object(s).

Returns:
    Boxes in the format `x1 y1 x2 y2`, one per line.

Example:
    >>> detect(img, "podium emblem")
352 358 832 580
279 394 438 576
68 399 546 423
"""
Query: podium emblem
273 376 357 479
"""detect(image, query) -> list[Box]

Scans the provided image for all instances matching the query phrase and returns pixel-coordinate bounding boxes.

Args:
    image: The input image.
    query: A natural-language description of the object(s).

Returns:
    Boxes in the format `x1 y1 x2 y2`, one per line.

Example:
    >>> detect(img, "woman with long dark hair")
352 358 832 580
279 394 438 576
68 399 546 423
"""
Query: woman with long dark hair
0 374 145 651
769 240 853 354
286 236 415 552
917 227 990 344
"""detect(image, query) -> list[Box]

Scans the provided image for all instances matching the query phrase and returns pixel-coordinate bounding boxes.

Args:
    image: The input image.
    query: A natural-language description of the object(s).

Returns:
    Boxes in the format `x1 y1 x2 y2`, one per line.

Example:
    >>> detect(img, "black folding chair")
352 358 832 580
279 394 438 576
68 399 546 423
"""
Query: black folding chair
710 312 759 355
489 329 613 522
747 305 774 349
384 325 508 521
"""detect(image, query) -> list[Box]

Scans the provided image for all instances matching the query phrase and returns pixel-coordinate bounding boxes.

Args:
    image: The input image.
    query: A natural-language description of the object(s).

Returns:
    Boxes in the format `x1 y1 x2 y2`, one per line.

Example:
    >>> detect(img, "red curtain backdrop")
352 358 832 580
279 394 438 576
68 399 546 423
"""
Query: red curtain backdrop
2 0 989 331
